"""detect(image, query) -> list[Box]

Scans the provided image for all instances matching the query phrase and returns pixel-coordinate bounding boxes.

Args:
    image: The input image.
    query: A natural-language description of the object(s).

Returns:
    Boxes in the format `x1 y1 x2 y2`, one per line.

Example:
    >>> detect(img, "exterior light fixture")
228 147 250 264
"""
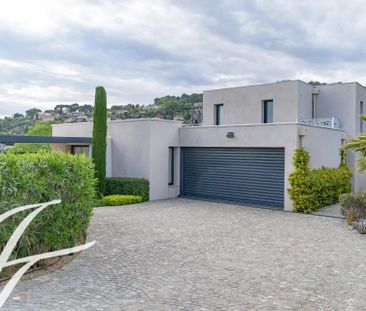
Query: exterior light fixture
298 127 307 148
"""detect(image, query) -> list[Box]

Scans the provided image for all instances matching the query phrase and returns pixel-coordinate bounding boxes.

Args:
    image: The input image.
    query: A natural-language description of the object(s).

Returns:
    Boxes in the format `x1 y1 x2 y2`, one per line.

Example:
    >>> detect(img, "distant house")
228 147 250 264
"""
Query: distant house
38 113 55 122
52 80 366 211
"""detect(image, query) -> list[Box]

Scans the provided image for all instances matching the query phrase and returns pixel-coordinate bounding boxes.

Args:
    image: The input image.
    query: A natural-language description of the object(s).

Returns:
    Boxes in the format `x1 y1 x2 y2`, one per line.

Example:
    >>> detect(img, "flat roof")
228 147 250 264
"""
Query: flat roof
203 80 307 93
52 118 181 127
0 136 92 145
203 80 366 93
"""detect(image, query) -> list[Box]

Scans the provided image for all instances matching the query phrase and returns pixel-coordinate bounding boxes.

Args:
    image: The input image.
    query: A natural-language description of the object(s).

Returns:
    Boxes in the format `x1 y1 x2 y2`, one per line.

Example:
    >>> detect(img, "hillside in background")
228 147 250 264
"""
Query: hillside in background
0 93 203 135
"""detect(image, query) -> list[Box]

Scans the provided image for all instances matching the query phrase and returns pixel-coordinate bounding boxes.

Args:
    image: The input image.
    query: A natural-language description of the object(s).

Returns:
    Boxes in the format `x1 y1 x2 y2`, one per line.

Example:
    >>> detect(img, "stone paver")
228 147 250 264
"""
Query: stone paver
311 204 344 218
2 198 366 310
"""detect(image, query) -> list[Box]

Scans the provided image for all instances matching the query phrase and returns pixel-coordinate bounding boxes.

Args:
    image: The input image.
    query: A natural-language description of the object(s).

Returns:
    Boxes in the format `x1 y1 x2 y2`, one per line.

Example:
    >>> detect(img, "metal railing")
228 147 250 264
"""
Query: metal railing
297 117 341 129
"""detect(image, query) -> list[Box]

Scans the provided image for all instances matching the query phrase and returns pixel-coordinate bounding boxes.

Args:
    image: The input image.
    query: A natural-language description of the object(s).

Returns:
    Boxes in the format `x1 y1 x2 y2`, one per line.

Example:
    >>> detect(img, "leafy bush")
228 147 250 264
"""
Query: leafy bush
288 148 352 213
104 177 149 201
101 195 143 206
339 192 366 224
0 152 96 260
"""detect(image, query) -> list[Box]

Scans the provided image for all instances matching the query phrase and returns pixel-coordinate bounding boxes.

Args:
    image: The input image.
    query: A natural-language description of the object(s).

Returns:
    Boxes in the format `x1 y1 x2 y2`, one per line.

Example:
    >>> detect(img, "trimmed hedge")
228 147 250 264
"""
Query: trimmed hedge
0 152 96 260
104 177 149 201
101 195 143 206
288 148 352 213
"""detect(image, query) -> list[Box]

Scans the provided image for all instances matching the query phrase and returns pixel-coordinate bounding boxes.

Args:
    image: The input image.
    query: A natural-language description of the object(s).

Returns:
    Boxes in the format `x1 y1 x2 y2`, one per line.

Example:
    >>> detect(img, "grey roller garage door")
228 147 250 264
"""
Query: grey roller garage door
181 147 285 209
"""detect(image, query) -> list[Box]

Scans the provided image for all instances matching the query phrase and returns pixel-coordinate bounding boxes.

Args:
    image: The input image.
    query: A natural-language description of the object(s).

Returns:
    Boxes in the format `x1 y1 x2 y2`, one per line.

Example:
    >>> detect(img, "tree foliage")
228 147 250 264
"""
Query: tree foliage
7 122 52 154
92 86 108 196
0 93 203 136
25 108 42 118
343 115 366 173
109 93 203 123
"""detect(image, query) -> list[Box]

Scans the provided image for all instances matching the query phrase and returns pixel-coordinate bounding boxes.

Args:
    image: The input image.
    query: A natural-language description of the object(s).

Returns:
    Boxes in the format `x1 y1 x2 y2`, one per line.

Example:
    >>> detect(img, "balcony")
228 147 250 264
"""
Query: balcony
297 117 341 129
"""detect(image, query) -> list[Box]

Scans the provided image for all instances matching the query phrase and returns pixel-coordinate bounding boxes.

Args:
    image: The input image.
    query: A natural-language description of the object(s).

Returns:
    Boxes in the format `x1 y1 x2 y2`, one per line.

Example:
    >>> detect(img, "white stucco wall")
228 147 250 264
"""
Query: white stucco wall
148 121 181 199
53 119 181 200
317 83 357 136
108 121 151 179
53 118 347 210
298 82 313 120
180 123 298 210
203 80 302 126
180 123 344 211
316 82 366 192
300 125 344 168
354 84 366 192
53 122 93 137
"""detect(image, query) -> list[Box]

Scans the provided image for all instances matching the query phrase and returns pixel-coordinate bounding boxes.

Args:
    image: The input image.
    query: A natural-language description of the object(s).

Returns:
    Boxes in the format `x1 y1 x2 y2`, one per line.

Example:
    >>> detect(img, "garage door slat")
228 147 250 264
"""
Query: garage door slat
181 147 284 209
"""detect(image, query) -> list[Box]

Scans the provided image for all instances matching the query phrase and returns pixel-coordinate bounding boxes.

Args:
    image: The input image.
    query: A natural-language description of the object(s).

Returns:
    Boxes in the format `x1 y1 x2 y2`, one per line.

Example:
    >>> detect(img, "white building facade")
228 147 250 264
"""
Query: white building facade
52 80 366 211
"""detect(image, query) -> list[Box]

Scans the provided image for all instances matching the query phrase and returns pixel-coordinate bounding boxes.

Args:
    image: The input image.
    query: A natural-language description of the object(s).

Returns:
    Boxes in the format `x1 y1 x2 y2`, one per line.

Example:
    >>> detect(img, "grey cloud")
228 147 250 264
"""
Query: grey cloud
0 0 365 115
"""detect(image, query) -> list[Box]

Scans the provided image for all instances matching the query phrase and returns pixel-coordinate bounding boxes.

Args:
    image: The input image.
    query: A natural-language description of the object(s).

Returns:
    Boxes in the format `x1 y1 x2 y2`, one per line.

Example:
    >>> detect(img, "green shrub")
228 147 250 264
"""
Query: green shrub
0 152 96 260
339 192 366 224
104 177 149 201
288 148 352 213
101 195 143 206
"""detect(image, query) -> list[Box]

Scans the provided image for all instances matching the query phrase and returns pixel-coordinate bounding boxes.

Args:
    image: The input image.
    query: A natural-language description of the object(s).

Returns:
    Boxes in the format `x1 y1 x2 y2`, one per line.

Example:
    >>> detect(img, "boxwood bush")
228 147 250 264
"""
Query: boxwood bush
101 194 143 206
0 152 96 261
104 177 149 201
288 148 352 213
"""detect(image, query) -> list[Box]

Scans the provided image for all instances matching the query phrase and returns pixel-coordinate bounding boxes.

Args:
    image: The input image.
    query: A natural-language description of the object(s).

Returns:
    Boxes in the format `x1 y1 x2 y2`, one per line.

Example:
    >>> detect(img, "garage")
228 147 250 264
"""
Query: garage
181 147 285 209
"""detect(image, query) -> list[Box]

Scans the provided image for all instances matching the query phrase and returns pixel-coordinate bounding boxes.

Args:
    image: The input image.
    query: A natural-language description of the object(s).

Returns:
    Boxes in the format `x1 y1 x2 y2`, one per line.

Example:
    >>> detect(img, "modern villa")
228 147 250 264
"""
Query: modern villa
52 80 366 211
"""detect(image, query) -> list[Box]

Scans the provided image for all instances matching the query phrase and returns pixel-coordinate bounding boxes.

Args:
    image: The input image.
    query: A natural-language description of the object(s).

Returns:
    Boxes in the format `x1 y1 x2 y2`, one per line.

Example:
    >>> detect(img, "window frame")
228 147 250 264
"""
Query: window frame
214 104 224 125
168 147 175 186
71 145 90 155
262 99 273 123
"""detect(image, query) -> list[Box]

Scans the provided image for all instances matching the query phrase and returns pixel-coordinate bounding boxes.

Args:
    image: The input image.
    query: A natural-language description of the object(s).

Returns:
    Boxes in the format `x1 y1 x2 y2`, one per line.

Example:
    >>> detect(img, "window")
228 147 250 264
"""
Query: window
71 145 89 155
262 100 273 123
168 147 175 185
361 101 364 133
215 104 224 125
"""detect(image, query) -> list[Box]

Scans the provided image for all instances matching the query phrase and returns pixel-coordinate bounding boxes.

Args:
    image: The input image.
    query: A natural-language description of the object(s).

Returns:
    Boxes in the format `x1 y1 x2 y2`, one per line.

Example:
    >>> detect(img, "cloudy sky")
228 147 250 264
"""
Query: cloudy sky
0 0 365 117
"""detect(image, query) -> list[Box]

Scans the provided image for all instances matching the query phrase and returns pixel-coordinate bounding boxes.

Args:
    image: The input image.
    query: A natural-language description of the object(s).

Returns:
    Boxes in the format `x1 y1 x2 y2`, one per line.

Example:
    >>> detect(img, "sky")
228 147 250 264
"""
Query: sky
0 0 365 117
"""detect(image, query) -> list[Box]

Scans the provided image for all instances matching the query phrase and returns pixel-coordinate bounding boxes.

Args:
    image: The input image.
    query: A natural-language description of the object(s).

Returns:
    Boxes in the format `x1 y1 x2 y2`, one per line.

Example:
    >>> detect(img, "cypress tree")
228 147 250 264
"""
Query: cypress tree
92 86 107 196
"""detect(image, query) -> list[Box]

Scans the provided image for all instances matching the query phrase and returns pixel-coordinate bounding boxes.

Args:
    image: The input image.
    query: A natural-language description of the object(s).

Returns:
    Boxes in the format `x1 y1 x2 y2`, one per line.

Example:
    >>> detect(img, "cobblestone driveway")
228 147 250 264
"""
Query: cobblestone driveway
2 198 366 310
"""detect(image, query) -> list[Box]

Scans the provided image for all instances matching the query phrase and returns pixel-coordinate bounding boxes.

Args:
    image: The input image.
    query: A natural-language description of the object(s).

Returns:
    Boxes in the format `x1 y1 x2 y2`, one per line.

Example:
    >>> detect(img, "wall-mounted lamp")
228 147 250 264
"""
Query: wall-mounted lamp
226 132 235 138
298 127 307 148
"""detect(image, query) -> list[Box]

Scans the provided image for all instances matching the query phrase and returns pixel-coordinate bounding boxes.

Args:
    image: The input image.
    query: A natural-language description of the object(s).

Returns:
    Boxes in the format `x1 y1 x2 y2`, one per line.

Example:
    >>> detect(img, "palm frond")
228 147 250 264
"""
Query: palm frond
357 158 366 173
343 134 366 156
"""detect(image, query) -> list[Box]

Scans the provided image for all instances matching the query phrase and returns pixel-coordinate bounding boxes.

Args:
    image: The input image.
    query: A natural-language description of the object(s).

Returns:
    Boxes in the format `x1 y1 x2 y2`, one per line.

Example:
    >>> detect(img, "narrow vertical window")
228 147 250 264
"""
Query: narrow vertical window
215 104 224 125
168 147 174 185
360 101 364 133
262 100 273 123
